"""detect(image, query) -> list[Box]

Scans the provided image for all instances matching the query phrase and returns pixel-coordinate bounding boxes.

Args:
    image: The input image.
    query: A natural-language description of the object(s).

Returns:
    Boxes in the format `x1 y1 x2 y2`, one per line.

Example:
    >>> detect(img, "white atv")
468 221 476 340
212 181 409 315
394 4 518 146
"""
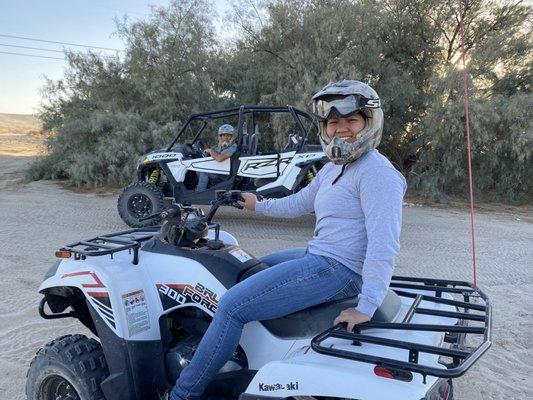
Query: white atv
28 191 491 400
117 105 326 227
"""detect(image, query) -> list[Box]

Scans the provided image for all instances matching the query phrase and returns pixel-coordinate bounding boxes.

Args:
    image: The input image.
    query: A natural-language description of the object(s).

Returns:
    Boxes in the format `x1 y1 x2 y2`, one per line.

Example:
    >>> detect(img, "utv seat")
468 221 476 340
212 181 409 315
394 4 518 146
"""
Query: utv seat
239 263 402 339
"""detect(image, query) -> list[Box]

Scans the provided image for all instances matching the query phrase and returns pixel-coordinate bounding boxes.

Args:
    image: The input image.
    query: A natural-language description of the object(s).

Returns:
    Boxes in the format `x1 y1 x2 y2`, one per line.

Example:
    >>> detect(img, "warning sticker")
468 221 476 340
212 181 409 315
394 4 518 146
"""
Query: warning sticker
229 247 253 263
122 289 150 337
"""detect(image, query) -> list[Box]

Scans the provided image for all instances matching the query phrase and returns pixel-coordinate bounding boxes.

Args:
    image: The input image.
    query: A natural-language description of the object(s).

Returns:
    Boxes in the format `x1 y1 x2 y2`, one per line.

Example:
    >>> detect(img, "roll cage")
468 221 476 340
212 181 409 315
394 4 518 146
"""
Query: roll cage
166 105 318 155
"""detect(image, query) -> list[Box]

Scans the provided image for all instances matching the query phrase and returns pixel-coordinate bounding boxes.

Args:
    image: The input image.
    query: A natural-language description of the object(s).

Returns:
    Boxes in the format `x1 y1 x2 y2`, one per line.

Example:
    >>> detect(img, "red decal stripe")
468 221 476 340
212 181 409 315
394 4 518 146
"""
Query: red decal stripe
87 291 109 298
156 283 187 290
61 271 105 288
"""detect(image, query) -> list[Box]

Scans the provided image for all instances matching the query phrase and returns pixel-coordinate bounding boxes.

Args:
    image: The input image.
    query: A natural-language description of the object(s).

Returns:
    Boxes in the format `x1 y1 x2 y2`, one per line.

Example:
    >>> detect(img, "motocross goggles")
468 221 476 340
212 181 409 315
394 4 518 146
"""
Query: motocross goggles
313 94 381 121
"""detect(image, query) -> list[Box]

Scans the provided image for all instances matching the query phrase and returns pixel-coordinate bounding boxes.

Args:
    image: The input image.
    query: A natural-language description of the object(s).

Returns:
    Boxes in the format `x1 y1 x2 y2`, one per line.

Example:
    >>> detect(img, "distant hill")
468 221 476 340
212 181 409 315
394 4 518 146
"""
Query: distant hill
0 113 44 156
0 113 42 135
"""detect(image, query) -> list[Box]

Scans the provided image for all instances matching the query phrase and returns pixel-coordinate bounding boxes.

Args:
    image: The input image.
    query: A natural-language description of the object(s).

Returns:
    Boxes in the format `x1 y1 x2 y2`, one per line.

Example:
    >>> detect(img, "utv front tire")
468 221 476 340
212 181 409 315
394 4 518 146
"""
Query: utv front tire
118 181 164 227
26 334 109 400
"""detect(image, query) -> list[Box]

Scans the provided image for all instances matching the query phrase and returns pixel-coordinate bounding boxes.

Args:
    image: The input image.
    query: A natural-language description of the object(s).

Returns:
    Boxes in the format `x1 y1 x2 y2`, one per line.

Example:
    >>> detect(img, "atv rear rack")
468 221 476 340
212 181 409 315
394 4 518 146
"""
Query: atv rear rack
311 276 491 383
60 227 159 265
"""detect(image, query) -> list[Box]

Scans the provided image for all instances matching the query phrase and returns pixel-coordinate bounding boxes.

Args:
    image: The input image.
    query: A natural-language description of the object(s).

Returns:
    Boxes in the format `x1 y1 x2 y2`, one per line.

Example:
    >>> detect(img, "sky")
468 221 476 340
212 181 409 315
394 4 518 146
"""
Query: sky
0 0 232 114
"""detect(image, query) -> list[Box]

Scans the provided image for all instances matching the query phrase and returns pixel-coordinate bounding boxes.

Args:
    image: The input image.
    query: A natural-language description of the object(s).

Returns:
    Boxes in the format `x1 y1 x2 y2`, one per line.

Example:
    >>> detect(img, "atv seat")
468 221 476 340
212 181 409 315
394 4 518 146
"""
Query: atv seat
259 291 402 339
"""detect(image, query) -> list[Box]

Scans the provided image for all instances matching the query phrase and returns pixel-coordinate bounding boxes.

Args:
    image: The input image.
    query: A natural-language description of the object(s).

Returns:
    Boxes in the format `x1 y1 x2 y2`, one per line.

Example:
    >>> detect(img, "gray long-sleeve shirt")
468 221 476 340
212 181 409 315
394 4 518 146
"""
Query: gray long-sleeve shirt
255 149 406 316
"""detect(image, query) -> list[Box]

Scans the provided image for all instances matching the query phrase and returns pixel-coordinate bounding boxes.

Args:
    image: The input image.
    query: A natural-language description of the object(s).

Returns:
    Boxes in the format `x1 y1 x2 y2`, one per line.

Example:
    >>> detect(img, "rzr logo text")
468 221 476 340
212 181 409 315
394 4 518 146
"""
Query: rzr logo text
243 157 292 171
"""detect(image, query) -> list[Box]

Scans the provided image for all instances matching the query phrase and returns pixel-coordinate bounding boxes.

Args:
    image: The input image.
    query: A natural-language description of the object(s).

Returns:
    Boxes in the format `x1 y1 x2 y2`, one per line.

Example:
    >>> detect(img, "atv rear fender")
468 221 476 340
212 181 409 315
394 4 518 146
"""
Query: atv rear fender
242 356 435 400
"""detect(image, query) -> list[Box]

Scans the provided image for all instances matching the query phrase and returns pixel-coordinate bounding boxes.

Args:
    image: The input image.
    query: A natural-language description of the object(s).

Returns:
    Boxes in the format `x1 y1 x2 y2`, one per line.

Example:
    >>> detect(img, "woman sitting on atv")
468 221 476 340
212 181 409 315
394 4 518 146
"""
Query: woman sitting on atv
166 80 407 400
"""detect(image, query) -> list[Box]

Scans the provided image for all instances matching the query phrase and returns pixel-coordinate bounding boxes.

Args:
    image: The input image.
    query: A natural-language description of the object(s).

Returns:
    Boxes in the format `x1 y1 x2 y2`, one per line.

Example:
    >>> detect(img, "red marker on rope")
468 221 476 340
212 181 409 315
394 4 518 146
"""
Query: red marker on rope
458 0 478 289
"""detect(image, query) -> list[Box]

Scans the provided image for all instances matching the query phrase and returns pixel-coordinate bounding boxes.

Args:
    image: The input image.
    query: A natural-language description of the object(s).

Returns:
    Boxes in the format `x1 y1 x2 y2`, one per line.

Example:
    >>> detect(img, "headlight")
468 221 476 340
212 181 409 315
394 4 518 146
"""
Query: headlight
136 156 149 169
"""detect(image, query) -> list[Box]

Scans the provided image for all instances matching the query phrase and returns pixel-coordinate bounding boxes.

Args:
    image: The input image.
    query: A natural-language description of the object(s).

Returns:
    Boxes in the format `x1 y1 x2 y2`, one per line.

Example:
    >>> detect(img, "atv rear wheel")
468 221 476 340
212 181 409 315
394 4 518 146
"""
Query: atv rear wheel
26 334 109 400
118 181 165 227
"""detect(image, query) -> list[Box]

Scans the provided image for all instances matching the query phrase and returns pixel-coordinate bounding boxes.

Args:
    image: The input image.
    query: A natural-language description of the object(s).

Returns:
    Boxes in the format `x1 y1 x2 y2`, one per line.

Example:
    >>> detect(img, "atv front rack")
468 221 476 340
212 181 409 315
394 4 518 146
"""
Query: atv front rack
60 227 159 265
311 276 492 382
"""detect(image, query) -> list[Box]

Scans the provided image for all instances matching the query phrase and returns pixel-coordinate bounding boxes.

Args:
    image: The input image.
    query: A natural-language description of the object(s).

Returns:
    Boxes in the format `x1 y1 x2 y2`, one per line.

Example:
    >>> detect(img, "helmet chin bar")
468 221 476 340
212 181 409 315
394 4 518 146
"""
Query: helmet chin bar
331 146 342 159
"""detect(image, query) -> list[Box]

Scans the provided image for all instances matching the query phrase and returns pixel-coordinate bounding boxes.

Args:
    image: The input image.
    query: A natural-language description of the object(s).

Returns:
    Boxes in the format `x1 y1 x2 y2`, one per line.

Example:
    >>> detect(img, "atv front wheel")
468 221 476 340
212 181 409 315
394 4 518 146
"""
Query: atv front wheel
118 181 165 227
26 334 109 400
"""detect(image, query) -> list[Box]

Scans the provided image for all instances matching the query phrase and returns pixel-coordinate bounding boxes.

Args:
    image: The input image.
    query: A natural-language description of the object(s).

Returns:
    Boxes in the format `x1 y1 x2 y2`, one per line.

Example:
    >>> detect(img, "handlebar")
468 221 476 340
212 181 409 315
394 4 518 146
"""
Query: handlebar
138 190 259 246
205 190 245 222
139 190 246 224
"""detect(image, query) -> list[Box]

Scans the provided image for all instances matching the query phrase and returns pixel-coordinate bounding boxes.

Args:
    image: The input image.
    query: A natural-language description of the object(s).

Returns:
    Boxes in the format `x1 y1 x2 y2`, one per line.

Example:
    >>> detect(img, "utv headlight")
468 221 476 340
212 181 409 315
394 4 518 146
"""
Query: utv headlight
136 156 149 169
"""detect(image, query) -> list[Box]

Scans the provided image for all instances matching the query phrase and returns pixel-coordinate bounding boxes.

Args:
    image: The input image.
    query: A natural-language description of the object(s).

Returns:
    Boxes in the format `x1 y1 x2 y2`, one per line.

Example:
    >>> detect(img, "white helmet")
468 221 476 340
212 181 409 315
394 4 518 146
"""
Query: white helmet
312 80 383 165
217 124 235 146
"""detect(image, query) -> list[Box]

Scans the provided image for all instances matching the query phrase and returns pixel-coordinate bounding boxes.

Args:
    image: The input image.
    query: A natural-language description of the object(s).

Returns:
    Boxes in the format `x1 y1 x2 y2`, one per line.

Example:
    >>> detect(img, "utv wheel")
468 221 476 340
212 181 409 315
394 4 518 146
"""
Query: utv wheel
118 181 164 227
26 334 109 400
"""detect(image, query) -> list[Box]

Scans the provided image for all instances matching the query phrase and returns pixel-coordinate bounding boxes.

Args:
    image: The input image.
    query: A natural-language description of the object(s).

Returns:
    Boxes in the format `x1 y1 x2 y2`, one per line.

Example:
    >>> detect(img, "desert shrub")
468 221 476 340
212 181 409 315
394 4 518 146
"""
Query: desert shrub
29 0 219 187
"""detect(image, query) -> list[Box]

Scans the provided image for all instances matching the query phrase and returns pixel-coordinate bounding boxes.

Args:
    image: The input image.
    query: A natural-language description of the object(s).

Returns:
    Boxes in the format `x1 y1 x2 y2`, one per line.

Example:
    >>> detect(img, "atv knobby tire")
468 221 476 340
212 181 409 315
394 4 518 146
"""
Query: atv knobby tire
26 334 109 400
118 181 164 227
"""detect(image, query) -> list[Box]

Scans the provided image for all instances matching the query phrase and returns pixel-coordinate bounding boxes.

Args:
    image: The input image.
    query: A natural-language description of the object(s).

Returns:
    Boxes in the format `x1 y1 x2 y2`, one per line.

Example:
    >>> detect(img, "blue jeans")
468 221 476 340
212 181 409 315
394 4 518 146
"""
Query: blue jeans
170 248 362 400
197 172 210 191
197 173 225 191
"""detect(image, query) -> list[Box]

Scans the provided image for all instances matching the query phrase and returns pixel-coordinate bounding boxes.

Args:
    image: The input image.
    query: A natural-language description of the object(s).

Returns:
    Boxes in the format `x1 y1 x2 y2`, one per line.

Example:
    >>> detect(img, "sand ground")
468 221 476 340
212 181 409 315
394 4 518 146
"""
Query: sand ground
0 128 531 400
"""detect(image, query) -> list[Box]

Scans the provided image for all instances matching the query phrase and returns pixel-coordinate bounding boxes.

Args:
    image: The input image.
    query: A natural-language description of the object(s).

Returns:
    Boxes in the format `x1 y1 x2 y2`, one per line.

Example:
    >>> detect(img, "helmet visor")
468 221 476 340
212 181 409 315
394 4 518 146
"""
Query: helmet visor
313 94 380 120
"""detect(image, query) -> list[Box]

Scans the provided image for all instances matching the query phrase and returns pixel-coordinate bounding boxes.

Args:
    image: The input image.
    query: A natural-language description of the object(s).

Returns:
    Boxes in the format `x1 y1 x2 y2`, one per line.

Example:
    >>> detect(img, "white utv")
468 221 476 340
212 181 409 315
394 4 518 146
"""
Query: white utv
117 106 327 227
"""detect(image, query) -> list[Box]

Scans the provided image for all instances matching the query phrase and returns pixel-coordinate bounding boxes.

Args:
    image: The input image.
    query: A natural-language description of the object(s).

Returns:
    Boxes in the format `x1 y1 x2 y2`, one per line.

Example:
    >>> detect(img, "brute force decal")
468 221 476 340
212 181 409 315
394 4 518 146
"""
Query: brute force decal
157 283 219 313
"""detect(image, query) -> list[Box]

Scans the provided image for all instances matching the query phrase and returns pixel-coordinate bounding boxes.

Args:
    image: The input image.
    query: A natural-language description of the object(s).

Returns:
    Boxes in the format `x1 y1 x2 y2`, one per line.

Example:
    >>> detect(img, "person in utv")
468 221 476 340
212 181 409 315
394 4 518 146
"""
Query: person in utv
196 124 238 191
166 80 406 400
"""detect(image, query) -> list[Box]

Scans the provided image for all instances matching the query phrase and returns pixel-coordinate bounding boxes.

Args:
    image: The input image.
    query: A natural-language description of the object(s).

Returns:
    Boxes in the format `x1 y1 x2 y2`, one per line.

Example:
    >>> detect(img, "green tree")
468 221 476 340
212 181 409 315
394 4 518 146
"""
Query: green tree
221 0 532 201
411 0 532 202
30 0 220 186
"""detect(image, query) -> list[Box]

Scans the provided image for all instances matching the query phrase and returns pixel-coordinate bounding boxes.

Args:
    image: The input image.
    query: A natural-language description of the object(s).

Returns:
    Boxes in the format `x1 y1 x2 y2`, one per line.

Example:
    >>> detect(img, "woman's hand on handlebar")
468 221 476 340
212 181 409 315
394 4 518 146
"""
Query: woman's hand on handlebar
238 192 258 211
